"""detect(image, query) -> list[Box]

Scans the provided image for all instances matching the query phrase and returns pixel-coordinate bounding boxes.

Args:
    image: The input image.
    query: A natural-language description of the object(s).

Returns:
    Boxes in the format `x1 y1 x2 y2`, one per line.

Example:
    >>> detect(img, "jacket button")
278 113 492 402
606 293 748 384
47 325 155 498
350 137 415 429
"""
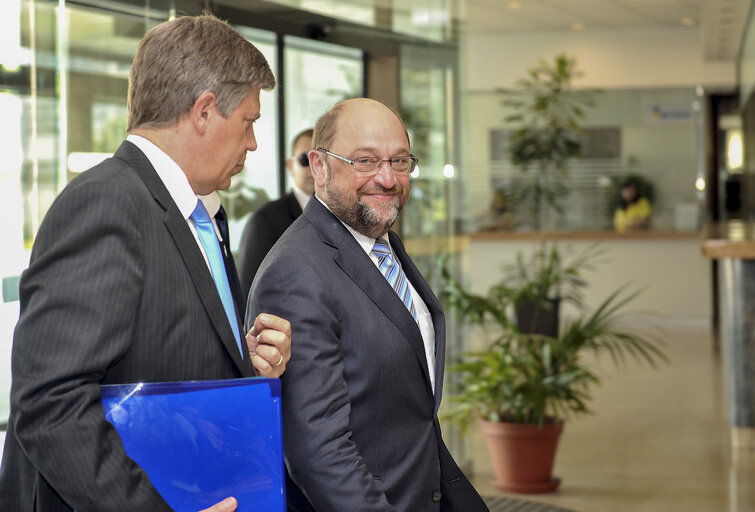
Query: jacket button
432 491 442 502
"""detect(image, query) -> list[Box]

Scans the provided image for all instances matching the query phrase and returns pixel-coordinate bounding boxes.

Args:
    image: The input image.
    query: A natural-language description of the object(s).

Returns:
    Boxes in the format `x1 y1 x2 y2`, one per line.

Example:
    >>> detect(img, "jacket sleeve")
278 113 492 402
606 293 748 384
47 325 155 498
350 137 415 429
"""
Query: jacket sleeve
236 210 278 302
10 177 172 511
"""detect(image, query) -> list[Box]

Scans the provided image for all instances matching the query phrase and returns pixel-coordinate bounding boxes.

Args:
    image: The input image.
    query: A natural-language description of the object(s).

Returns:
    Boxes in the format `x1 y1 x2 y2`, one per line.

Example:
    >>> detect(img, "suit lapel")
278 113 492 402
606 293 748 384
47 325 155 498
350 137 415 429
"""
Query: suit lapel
389 232 446 409
114 141 253 377
304 199 433 396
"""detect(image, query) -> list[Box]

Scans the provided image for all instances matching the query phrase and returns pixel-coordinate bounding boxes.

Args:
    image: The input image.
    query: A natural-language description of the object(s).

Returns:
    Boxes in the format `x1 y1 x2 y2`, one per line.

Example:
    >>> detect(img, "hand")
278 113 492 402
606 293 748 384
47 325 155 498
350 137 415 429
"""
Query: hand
246 313 291 378
199 497 237 512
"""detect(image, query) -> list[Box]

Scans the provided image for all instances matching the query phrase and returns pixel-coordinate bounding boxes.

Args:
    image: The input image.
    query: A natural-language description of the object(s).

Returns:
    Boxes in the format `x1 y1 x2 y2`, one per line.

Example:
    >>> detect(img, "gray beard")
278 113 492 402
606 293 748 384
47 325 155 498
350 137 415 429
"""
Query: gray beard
355 196 401 238
321 161 406 238
326 187 401 239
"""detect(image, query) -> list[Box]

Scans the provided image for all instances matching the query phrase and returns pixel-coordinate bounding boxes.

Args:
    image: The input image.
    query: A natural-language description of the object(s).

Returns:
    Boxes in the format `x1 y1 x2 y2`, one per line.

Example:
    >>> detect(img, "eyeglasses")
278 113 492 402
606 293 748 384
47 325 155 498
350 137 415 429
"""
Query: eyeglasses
316 148 418 176
296 152 310 167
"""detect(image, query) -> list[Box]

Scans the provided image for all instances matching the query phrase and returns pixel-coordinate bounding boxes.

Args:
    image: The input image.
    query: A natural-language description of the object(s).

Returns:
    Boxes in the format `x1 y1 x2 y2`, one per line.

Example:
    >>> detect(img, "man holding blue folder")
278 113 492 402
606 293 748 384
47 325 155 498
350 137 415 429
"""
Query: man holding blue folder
0 14 290 512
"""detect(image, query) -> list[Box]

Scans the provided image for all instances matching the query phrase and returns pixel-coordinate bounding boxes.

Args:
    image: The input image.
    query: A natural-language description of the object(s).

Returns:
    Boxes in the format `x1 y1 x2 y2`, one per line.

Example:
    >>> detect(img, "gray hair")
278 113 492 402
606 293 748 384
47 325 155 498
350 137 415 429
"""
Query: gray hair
127 14 276 131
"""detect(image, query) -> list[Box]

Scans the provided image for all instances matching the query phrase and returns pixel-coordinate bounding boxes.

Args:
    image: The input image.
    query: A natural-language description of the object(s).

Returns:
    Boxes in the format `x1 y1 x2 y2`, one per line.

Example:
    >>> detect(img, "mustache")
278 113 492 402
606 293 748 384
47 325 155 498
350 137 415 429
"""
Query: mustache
358 183 403 195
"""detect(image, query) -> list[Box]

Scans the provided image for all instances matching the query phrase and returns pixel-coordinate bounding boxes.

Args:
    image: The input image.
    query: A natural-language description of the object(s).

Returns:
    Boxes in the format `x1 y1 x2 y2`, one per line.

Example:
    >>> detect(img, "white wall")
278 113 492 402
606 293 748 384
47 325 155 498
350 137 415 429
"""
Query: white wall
465 26 736 91
467 238 712 324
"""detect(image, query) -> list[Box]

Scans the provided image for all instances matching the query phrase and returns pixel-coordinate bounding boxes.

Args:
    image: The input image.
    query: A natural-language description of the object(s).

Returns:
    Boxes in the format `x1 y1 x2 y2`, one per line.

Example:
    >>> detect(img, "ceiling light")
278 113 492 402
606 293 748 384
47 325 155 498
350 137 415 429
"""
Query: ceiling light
680 17 695 26
506 1 521 9
726 130 744 171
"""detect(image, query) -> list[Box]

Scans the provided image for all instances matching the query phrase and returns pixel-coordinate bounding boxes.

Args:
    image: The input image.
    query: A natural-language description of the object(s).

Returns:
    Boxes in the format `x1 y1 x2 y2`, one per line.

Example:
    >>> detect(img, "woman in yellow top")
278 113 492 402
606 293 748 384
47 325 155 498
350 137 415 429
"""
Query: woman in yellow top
614 178 652 232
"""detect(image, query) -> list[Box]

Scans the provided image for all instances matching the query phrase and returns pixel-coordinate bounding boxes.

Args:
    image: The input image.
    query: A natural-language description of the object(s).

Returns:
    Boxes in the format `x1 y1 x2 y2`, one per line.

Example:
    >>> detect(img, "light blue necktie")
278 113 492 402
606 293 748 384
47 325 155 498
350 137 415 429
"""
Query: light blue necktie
191 199 243 356
372 237 418 324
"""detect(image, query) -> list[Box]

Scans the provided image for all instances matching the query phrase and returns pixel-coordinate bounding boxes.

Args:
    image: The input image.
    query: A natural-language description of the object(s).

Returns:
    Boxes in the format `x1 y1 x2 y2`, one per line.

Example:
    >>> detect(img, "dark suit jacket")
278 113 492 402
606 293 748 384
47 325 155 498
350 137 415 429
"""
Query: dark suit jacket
247 198 488 512
0 141 253 512
236 192 302 301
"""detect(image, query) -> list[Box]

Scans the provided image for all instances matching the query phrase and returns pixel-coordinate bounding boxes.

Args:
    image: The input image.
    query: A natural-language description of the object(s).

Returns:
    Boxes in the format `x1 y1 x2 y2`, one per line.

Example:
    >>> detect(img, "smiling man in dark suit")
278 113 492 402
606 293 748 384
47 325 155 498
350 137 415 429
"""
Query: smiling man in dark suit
247 98 488 512
237 128 314 299
0 14 290 512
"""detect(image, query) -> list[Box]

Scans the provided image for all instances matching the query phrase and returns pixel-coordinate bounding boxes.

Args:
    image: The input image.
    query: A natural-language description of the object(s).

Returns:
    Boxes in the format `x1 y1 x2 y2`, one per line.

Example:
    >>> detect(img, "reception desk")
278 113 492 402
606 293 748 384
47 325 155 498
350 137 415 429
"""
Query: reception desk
702 222 755 449
467 229 709 321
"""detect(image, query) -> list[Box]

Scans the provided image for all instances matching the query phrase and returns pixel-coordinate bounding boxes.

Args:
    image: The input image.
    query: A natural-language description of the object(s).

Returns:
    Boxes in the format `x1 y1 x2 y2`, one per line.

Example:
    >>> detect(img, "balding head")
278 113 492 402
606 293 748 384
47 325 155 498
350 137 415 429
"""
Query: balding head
312 98 409 153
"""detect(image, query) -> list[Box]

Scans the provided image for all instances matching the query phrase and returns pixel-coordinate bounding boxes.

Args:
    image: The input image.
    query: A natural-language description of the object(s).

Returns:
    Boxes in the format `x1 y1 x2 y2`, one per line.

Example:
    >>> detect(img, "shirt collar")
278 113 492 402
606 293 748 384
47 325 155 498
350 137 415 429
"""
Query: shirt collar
291 183 311 211
126 134 198 221
198 191 221 218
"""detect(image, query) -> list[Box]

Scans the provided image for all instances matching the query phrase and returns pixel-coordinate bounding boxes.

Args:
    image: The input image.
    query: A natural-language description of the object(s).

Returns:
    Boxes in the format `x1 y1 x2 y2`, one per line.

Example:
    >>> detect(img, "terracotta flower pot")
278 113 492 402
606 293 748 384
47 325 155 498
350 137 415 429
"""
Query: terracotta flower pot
479 418 563 494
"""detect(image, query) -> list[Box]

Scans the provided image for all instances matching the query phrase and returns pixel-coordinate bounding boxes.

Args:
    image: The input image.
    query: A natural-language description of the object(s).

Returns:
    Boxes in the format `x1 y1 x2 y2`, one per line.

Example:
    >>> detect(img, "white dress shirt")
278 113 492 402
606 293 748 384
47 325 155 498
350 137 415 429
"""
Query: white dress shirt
291 182 311 211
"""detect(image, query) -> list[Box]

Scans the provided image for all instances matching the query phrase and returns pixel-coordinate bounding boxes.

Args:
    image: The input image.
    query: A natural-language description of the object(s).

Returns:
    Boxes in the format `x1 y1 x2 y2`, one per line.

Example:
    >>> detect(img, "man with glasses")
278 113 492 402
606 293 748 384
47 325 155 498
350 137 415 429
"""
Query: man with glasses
237 128 314 299
247 98 489 512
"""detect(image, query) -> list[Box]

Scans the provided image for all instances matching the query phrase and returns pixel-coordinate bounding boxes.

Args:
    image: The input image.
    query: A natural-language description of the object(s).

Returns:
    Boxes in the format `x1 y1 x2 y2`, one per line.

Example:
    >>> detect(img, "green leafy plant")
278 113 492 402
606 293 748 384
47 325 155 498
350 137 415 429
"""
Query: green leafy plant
501 53 597 229
441 247 667 431
500 243 602 311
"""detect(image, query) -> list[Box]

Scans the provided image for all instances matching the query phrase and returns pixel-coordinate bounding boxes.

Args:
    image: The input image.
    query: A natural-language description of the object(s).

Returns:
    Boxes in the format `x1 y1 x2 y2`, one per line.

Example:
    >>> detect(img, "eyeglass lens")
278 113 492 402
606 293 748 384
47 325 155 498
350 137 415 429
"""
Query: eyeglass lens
297 153 310 167
353 157 416 174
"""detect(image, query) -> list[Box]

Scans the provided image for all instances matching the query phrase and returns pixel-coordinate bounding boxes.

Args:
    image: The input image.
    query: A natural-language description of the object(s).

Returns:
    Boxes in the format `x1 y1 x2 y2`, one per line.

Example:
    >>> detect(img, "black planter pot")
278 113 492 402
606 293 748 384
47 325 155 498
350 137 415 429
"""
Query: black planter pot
515 298 560 338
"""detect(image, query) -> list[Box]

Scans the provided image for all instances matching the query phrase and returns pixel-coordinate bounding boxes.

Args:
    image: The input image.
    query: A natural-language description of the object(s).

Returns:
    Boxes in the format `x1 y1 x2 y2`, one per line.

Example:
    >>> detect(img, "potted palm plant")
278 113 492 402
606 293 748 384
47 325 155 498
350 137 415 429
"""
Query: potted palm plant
441 247 667 493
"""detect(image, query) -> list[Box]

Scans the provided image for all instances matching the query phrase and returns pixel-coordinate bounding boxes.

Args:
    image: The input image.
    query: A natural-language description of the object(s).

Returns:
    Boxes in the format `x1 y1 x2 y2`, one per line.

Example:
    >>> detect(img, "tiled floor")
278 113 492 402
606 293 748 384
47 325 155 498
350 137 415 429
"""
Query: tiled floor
468 322 755 512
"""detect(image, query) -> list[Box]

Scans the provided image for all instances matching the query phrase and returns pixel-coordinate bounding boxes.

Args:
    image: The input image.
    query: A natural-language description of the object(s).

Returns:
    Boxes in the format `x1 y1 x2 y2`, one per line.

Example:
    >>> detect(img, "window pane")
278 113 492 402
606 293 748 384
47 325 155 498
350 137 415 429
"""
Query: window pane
0 2 281 423
400 43 458 239
470 87 701 232
283 35 363 177
224 26 279 254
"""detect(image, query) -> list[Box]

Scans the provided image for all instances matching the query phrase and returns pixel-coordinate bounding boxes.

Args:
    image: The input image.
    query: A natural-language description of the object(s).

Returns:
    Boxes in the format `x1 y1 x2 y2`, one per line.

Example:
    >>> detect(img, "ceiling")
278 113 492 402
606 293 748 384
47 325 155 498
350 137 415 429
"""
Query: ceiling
465 0 752 61
23 0 754 68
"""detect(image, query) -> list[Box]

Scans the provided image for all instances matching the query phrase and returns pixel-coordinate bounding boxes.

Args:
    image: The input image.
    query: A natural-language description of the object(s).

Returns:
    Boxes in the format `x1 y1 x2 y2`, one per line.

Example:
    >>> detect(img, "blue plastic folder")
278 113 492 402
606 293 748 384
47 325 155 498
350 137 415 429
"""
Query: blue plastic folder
101 377 285 512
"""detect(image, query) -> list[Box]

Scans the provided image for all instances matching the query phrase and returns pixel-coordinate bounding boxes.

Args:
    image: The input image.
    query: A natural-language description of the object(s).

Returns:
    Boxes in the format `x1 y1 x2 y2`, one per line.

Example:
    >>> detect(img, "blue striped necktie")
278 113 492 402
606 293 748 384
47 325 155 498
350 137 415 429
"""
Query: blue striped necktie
371 237 418 324
190 199 243 356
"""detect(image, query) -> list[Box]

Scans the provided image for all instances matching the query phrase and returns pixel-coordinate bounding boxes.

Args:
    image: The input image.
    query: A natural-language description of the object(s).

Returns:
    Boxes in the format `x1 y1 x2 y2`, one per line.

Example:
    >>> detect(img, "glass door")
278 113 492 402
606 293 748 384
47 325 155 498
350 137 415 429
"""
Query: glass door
398 40 469 464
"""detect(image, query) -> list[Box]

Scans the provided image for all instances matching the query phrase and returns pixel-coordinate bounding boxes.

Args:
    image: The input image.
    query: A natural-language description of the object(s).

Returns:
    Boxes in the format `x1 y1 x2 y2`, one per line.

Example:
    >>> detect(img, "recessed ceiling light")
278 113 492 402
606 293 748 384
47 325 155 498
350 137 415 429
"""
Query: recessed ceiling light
680 16 695 26
507 1 521 9
572 22 585 31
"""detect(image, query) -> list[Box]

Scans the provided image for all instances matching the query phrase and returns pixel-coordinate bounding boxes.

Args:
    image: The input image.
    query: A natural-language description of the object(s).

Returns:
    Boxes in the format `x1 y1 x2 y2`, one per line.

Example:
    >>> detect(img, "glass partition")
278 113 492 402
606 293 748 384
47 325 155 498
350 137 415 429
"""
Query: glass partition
398 38 468 466
466 87 703 233
0 0 154 424
0 0 282 424
739 7 755 222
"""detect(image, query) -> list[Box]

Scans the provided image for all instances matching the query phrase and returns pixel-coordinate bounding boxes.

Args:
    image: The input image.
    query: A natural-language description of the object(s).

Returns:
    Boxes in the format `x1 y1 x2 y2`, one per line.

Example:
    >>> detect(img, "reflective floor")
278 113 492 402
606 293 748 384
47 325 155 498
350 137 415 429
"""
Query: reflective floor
469 322 755 512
